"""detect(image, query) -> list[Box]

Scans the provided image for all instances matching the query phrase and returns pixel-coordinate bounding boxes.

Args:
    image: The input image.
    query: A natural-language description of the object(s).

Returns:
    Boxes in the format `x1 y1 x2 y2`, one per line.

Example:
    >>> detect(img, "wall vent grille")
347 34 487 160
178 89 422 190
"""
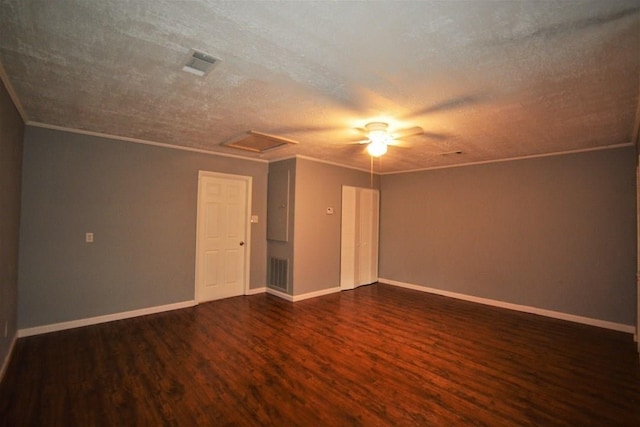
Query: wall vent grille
268 257 289 291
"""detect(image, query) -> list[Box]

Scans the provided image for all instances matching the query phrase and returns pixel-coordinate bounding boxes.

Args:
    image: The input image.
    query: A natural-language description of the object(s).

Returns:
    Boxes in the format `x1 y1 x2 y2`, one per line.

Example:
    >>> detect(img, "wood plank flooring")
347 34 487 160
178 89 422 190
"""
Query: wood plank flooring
1 283 639 426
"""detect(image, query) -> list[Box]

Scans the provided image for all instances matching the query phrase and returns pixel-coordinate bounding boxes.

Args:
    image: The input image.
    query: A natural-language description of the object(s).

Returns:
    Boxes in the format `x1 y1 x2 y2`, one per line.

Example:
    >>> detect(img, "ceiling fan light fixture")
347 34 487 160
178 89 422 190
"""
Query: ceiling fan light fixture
364 122 391 157
368 129 391 145
367 139 388 157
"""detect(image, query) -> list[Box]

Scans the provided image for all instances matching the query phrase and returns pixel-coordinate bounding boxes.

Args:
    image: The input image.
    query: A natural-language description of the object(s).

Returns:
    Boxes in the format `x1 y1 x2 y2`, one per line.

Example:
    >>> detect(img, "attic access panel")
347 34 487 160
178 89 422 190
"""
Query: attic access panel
222 131 298 153
182 49 220 77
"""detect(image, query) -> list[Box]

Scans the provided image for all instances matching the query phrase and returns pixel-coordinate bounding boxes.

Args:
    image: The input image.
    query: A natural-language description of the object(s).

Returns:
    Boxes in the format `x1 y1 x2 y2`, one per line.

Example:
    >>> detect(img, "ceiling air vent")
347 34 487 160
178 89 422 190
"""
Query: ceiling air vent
222 131 299 153
182 49 219 76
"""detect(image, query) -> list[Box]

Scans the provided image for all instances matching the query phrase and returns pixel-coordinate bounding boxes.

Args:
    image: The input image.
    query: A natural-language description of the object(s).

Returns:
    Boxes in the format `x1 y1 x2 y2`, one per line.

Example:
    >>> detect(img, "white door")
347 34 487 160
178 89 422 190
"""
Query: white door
195 172 251 302
340 186 379 290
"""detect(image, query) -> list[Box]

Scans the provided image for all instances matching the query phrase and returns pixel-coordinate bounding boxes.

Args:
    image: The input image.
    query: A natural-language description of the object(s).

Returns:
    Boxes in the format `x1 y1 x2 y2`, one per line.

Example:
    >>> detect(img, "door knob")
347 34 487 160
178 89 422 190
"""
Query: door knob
239 241 245 246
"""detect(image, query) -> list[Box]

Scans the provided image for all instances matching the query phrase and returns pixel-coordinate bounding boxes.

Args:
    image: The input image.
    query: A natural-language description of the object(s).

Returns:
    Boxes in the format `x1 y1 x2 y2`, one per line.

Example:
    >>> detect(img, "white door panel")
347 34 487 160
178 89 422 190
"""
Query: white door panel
196 173 251 302
341 186 379 290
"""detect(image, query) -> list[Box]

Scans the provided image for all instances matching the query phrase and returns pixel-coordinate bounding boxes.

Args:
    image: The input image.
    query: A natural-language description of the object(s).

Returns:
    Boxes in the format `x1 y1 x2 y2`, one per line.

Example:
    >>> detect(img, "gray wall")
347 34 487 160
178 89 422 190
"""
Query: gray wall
380 147 637 325
293 157 378 295
18 127 268 329
0 79 23 366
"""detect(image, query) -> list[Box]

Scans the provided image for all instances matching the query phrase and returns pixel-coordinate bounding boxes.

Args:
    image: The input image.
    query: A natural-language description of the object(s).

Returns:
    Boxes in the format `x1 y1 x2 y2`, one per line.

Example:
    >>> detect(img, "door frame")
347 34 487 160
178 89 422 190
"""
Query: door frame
194 170 253 303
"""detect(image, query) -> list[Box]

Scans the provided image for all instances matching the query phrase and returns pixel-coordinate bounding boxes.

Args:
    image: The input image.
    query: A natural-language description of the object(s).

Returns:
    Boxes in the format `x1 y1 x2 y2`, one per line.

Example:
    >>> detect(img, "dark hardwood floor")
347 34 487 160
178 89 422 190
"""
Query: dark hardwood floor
1 283 639 426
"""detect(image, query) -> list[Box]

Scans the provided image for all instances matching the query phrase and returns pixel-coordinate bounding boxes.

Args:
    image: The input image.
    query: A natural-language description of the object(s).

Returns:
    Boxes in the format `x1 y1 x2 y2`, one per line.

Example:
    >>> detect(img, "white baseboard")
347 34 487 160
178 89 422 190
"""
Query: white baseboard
18 300 197 338
266 287 294 301
246 287 267 296
380 278 636 334
266 286 341 302
292 286 341 302
0 333 18 384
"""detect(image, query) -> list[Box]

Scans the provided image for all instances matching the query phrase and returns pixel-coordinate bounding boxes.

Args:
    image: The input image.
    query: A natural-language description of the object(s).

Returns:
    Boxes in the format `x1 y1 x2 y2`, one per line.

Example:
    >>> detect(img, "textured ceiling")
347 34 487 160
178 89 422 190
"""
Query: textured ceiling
0 0 638 173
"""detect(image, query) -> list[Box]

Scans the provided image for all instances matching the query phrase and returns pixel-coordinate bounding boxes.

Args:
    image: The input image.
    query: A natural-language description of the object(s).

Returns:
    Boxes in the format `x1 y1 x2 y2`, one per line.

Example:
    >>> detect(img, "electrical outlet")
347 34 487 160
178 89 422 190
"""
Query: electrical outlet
85 232 94 243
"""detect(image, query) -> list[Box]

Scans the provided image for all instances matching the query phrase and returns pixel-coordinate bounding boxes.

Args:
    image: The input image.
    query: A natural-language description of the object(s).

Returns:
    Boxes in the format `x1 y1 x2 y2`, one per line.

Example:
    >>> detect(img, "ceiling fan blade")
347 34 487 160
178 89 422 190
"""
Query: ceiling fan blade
386 140 409 148
339 143 369 155
393 126 424 139
422 131 451 141
353 127 369 136
402 93 489 119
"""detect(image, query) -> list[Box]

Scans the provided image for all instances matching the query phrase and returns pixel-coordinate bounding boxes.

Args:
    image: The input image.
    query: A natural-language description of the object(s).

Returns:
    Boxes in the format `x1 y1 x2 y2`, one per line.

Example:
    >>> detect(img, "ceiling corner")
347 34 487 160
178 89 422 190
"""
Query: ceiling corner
0 59 29 123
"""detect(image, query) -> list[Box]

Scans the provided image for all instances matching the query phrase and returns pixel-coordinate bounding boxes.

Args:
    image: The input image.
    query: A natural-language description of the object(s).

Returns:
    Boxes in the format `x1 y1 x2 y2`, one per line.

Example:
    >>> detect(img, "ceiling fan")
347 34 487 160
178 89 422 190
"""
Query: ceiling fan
358 122 424 157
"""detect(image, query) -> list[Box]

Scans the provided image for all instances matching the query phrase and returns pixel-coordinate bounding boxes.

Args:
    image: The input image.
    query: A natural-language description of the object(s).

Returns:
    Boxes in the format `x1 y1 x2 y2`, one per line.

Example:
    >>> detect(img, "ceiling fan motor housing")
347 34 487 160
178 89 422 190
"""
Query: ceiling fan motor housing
364 122 389 133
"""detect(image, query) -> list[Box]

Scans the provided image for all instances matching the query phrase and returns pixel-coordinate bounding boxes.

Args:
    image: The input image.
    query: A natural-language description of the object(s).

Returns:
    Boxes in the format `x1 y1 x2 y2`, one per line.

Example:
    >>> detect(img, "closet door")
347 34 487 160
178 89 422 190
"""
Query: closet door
340 186 379 290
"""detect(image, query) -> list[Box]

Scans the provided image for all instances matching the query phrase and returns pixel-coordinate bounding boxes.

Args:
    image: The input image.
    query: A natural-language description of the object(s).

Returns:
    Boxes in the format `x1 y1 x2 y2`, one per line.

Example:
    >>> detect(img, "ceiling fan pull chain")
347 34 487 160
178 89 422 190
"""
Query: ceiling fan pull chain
370 156 373 188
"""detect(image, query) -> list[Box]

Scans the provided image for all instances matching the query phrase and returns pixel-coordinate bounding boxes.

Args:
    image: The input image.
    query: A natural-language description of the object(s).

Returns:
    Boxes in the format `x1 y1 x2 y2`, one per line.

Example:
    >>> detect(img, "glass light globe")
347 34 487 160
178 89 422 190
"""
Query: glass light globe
367 140 388 157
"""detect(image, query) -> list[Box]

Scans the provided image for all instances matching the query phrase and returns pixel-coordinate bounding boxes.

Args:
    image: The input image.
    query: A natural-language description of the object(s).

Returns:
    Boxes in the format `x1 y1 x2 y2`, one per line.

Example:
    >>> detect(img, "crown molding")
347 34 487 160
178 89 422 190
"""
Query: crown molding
0 59 28 123
289 154 374 174
380 143 635 175
21 123 635 175
27 122 269 163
